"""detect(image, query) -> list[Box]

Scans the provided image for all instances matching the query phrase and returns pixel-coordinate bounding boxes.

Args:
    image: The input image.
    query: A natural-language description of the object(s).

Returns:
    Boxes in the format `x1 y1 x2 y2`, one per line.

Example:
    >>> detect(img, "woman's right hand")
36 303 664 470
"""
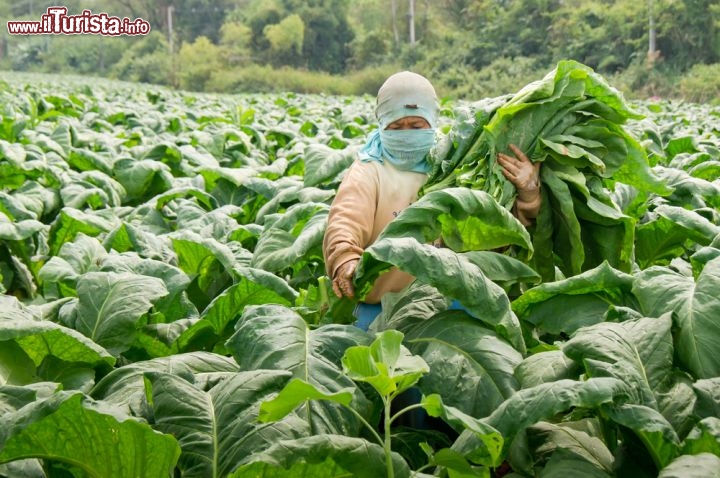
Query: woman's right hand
332 258 359 299
497 144 541 202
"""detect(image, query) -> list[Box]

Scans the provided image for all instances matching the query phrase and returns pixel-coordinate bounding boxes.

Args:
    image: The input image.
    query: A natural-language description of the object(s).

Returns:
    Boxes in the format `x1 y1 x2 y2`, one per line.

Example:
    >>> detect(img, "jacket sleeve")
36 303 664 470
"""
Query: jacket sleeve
513 191 542 226
323 161 379 281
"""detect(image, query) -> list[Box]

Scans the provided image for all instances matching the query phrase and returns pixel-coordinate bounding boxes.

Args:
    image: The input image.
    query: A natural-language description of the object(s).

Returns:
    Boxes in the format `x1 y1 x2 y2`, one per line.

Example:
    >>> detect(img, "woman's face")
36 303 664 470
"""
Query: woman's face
385 116 431 130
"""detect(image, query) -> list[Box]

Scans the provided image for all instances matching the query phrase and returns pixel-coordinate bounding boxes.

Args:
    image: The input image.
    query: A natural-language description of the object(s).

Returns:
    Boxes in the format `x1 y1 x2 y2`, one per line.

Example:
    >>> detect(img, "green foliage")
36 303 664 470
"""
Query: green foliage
348 30 391 69
296 2 354 73
218 21 253 67
424 60 669 280
610 58 682 99
111 32 172 86
655 0 720 69
263 14 305 67
39 36 128 76
1 0 718 100
430 55 547 100
207 63 396 95
546 0 645 71
177 36 221 91
680 63 720 104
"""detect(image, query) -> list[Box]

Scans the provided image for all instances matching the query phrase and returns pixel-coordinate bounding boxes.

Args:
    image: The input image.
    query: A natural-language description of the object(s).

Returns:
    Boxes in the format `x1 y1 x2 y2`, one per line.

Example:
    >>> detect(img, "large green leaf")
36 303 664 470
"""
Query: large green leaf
0 180 58 221
563 316 673 408
653 166 720 210
60 171 126 209
633 256 720 378
170 231 237 310
258 378 354 423
682 417 720 457
525 421 614 478
302 144 355 187
252 179 333 222
565 313 699 437
373 188 533 255
401 311 522 419
176 267 295 352
514 350 581 388
636 205 720 267
91 352 239 414
658 453 720 478
0 212 45 241
693 378 720 419
453 378 630 462
607 404 680 469
541 164 586 275
112 158 173 204
58 272 168 355
512 261 636 336
0 382 59 417
357 237 525 352
0 391 180 477
0 310 114 385
369 282 450 333
38 233 107 295
103 222 174 260
462 251 541 290
421 394 504 467
47 207 117 256
573 183 636 274
145 369 309 478
98 252 195 324
149 186 219 213
226 305 371 435
230 434 411 478
251 202 328 274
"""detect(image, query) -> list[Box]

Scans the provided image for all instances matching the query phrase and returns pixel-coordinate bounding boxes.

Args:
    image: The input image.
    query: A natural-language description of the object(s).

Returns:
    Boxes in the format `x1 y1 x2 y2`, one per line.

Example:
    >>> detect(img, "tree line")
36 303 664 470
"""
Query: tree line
1 0 718 101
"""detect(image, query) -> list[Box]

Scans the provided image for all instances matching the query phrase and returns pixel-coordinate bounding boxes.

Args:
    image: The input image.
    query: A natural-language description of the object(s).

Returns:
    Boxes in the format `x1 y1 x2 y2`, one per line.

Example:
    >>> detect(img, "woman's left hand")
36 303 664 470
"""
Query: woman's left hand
497 144 541 202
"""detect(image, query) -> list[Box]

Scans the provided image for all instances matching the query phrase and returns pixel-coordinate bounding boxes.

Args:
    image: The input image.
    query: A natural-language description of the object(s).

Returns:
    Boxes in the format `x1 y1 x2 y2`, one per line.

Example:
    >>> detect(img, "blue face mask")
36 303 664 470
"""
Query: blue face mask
379 129 435 172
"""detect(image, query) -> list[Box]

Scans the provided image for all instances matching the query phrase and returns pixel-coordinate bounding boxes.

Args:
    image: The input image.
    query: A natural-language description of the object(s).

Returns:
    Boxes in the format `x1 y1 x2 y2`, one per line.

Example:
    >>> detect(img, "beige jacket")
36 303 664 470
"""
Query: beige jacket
323 159 539 303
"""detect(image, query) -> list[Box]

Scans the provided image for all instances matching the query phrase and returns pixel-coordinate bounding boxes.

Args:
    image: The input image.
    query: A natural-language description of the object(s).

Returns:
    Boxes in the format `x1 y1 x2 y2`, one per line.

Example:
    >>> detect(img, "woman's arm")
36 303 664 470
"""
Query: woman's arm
323 161 379 298
497 144 542 226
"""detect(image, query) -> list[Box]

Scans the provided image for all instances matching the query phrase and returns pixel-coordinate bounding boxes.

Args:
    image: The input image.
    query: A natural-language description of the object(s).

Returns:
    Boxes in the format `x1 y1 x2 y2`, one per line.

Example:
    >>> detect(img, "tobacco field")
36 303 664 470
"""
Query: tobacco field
0 64 719 478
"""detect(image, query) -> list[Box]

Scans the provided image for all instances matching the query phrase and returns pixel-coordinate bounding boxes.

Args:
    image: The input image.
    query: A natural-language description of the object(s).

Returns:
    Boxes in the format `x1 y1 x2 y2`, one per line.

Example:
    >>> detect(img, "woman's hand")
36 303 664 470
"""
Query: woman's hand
497 144 541 202
332 258 359 299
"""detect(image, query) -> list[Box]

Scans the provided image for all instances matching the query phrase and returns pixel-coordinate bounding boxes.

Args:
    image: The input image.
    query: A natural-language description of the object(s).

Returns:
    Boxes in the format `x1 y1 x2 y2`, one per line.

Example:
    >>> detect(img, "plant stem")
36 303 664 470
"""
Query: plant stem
346 406 383 446
318 275 330 317
414 463 435 474
384 396 394 478
388 402 425 427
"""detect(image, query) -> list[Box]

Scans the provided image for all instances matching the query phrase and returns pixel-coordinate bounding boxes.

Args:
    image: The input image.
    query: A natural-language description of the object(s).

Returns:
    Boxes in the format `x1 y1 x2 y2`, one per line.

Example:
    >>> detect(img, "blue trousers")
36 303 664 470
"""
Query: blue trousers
353 300 470 331
353 302 383 331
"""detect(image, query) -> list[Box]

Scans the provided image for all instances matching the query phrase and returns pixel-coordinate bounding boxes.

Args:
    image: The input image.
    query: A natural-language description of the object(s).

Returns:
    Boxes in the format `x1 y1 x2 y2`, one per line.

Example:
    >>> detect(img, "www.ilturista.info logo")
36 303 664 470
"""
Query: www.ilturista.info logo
7 6 151 36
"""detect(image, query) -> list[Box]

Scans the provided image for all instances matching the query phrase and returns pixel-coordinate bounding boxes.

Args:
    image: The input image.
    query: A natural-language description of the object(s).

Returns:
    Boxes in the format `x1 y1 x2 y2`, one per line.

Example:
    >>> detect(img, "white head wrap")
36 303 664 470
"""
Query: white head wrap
375 71 439 129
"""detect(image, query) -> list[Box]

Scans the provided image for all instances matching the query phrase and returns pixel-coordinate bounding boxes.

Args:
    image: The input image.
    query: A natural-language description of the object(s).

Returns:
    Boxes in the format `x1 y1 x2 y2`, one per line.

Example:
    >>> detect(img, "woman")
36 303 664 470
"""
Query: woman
322 71 540 329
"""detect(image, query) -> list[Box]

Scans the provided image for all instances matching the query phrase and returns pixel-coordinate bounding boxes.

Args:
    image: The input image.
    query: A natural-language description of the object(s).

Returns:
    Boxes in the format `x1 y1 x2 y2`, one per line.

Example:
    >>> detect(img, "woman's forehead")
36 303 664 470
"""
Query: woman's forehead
390 116 429 124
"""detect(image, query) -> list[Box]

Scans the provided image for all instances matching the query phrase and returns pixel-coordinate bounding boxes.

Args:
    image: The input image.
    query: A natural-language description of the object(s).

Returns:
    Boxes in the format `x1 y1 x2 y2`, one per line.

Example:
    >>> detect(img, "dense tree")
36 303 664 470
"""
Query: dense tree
296 3 354 73
655 0 720 68
218 21 253 66
111 31 171 85
171 0 236 43
546 0 646 71
264 14 305 67
244 2 283 57
177 35 220 90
